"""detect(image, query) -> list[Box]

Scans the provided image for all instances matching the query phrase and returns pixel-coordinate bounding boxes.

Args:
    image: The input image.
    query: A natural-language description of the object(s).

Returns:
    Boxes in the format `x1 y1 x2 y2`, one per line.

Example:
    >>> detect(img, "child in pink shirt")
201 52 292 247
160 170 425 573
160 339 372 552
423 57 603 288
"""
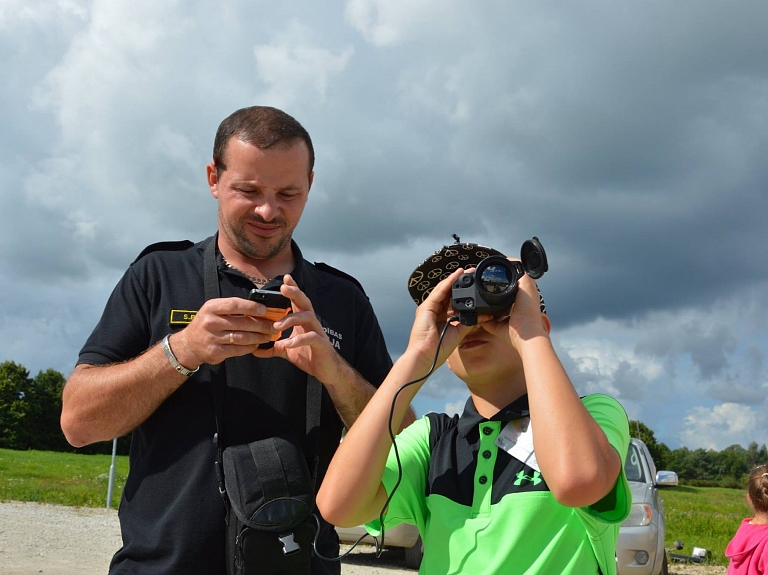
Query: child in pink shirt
727 464 768 575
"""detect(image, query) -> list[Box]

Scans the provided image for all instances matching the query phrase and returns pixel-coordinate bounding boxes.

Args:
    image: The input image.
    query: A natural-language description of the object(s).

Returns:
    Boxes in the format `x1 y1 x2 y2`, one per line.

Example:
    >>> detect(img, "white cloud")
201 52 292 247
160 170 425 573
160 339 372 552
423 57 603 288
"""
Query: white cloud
443 400 465 417
32 1 186 136
557 319 665 400
23 156 79 210
680 403 758 450
148 125 198 172
344 0 478 47
0 0 86 29
254 20 354 109
344 0 438 47
397 63 472 124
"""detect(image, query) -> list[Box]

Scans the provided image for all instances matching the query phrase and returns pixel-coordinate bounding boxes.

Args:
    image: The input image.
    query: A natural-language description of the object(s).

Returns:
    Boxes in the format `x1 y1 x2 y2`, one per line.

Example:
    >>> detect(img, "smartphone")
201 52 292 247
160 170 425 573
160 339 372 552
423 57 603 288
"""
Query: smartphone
248 288 292 346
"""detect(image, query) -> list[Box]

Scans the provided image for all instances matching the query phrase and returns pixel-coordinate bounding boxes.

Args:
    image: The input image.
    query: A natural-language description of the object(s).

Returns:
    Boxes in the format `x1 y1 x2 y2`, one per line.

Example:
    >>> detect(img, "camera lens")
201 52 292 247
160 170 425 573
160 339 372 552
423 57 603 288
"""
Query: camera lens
478 264 513 294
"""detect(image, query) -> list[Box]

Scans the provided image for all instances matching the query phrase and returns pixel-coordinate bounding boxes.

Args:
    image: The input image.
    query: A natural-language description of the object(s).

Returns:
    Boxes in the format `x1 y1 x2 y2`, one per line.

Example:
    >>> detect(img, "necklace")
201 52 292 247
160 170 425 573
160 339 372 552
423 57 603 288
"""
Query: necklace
223 257 269 286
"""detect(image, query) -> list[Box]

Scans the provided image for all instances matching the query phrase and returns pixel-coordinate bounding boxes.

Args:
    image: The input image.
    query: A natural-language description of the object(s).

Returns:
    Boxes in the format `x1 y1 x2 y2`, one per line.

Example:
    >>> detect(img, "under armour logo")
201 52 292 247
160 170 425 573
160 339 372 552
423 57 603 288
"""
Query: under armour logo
514 470 542 486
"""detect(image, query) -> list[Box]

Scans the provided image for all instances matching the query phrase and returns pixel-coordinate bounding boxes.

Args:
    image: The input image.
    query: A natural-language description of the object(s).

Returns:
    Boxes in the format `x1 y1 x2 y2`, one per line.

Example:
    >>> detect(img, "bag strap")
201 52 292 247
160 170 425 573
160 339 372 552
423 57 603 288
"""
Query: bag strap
298 268 323 490
203 236 227 499
203 235 324 499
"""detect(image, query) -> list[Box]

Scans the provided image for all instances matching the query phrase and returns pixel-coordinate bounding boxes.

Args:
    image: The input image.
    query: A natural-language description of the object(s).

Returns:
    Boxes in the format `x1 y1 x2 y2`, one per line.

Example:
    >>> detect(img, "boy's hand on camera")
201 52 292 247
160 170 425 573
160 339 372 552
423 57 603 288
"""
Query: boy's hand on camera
407 269 480 367
481 273 549 350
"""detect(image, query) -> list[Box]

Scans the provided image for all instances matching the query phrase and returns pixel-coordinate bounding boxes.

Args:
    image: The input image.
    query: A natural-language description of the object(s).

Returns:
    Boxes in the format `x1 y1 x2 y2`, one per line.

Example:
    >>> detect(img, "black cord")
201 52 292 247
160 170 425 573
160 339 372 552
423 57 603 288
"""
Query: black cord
310 513 381 561
311 315 458 563
376 316 459 555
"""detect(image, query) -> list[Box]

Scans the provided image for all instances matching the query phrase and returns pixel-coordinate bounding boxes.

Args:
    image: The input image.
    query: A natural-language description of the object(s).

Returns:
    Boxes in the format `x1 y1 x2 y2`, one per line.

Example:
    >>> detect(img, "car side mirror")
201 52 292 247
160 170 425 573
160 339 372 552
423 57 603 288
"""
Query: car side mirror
655 470 679 487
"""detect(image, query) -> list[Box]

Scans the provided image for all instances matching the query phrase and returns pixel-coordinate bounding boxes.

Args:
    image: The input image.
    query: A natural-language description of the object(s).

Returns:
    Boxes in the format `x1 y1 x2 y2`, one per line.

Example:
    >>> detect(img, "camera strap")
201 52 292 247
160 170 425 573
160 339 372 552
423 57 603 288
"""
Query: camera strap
202 235 323 502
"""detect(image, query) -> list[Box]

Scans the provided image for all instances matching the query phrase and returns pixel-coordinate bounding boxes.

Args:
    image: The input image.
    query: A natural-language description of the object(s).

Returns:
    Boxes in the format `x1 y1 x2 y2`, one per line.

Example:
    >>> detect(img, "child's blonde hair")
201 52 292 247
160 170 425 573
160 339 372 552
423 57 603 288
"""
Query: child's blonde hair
747 464 768 514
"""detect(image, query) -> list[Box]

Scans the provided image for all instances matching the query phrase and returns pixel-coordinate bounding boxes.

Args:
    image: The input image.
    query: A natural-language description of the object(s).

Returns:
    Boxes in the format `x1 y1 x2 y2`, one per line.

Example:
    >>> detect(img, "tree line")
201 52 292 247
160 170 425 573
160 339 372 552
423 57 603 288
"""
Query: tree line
629 420 767 488
0 360 130 455
2 359 766 486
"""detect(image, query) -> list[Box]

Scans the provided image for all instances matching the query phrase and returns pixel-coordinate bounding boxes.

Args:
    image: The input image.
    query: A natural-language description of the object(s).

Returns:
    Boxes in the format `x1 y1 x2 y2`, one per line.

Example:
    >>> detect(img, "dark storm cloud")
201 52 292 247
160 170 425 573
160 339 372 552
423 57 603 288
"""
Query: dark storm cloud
635 319 738 380
2 0 767 449
609 361 648 402
709 377 767 406
295 1 768 333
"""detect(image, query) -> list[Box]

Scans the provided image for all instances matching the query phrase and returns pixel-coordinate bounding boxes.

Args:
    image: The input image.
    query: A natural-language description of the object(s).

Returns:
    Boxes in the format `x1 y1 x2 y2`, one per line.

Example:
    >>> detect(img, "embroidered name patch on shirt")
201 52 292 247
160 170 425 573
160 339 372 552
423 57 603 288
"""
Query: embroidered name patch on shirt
169 310 198 325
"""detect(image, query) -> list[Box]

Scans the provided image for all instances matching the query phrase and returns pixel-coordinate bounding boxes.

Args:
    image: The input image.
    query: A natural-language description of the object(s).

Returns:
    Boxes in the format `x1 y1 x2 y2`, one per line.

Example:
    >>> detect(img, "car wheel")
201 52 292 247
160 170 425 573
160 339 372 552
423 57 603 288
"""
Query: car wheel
404 536 423 569
660 553 669 575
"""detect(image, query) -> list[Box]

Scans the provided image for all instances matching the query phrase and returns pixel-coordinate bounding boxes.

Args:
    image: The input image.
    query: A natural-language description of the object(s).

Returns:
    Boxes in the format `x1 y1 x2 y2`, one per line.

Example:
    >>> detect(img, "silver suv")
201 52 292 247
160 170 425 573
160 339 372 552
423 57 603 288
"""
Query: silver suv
617 438 679 575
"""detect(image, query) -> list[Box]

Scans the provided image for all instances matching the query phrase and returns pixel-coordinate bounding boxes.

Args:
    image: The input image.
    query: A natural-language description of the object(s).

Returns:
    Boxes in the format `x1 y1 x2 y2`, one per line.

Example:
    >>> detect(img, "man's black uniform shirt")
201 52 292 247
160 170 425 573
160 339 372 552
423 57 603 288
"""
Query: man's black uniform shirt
78 235 393 575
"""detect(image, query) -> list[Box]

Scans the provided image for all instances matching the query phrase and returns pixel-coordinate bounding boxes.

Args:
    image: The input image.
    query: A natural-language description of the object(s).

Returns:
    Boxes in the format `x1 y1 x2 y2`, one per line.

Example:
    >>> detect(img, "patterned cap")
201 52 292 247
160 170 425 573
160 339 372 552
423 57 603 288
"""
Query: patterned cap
407 237 547 313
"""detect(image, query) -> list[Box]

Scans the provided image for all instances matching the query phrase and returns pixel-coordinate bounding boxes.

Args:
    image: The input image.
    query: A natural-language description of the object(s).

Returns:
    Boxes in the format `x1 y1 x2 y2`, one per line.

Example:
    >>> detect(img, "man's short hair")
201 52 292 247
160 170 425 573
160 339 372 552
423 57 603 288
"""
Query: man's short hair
213 106 314 176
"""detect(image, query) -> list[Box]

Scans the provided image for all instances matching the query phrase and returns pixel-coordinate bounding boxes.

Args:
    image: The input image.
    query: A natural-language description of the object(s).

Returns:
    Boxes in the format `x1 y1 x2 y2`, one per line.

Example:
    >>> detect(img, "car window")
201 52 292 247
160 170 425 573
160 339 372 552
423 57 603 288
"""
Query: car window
624 443 646 483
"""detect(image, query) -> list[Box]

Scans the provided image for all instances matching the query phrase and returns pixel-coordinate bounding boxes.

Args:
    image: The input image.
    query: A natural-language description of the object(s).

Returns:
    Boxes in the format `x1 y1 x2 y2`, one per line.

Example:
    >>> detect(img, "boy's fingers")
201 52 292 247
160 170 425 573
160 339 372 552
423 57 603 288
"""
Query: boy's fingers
425 268 464 305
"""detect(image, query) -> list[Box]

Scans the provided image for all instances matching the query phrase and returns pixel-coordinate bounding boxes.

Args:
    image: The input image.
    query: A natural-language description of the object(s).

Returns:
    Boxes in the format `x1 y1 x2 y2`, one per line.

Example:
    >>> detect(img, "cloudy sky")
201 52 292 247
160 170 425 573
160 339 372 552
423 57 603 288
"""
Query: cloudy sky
2 0 767 452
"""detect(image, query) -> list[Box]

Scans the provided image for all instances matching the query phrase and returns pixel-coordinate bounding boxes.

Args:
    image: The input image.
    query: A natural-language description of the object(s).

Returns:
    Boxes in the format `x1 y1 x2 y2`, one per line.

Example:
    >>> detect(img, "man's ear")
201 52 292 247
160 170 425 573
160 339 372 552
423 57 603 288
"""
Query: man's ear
307 171 314 194
206 162 219 199
446 356 453 372
541 314 551 334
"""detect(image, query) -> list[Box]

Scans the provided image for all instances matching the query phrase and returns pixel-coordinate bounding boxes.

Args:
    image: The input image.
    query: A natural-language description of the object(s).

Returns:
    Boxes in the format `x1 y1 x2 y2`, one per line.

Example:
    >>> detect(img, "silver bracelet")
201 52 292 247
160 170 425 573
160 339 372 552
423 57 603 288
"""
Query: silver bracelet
161 334 199 377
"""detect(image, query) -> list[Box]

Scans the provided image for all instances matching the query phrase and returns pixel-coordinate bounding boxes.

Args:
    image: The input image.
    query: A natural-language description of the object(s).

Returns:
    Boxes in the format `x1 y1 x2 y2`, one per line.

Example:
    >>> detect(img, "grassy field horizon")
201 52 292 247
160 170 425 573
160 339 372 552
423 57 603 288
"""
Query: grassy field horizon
0 447 129 508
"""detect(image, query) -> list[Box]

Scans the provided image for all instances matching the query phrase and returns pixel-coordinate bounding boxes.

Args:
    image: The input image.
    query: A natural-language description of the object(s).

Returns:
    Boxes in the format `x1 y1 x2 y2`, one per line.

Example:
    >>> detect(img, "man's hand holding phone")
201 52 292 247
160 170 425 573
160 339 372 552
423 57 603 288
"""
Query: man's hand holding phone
252 275 351 385
247 288 292 347
166 291 291 370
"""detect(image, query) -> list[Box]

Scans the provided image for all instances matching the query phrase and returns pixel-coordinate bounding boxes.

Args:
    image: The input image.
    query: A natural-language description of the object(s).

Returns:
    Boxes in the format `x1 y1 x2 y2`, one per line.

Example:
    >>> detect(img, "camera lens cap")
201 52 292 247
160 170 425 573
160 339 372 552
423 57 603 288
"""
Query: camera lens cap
520 237 548 279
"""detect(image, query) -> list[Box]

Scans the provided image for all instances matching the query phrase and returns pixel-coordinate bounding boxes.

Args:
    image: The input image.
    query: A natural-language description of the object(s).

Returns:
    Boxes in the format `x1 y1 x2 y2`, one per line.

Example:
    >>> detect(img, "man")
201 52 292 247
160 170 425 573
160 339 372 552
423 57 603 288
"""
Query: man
317 246 632 575
61 106 411 574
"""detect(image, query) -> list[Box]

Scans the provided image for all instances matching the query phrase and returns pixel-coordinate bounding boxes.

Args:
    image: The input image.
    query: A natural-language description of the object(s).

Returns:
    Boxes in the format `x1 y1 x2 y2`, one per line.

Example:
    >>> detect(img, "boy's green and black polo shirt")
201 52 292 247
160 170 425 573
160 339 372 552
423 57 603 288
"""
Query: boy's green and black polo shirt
367 393 631 575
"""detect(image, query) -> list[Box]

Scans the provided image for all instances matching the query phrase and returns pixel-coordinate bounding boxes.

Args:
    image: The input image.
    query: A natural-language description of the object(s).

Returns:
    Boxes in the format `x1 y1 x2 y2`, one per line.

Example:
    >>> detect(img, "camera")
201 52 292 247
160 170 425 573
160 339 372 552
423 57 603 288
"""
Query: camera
451 237 548 326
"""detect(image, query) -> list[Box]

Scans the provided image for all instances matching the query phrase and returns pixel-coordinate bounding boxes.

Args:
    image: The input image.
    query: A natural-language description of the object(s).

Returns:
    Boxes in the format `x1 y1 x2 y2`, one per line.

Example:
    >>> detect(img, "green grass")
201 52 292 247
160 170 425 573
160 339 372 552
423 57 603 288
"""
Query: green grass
0 447 129 508
660 485 750 567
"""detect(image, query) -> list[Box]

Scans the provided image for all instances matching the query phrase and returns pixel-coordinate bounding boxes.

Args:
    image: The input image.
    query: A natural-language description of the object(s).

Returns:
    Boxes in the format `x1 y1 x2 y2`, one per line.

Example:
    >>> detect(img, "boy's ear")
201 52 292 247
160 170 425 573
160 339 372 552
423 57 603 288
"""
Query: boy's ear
541 313 551 334
446 356 453 372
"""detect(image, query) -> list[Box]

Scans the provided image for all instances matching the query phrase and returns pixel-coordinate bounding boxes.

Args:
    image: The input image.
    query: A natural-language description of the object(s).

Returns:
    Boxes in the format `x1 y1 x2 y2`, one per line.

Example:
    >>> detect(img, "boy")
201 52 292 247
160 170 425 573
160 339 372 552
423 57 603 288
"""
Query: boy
317 245 631 574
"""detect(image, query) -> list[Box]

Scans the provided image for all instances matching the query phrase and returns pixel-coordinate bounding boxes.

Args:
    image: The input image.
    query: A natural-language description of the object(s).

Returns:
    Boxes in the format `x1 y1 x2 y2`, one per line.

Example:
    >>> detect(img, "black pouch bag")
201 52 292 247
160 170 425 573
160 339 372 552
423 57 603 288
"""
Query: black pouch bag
203 237 322 575
222 436 316 575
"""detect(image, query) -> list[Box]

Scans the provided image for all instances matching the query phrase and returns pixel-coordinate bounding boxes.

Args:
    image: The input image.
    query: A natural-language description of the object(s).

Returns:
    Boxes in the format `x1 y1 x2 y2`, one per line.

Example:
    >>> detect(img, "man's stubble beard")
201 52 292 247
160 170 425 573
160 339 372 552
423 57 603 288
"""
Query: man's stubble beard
222 211 294 261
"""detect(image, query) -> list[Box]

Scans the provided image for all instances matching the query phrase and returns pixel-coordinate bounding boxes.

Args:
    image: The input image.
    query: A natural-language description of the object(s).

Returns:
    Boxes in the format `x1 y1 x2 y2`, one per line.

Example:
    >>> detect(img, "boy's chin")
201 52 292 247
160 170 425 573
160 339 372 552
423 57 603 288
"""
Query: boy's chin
462 361 522 387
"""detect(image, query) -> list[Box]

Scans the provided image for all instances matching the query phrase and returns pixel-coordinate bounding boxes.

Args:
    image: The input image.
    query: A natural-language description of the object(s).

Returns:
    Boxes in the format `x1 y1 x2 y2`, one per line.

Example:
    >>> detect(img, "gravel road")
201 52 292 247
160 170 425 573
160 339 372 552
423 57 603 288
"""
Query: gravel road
0 501 414 575
0 501 726 575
